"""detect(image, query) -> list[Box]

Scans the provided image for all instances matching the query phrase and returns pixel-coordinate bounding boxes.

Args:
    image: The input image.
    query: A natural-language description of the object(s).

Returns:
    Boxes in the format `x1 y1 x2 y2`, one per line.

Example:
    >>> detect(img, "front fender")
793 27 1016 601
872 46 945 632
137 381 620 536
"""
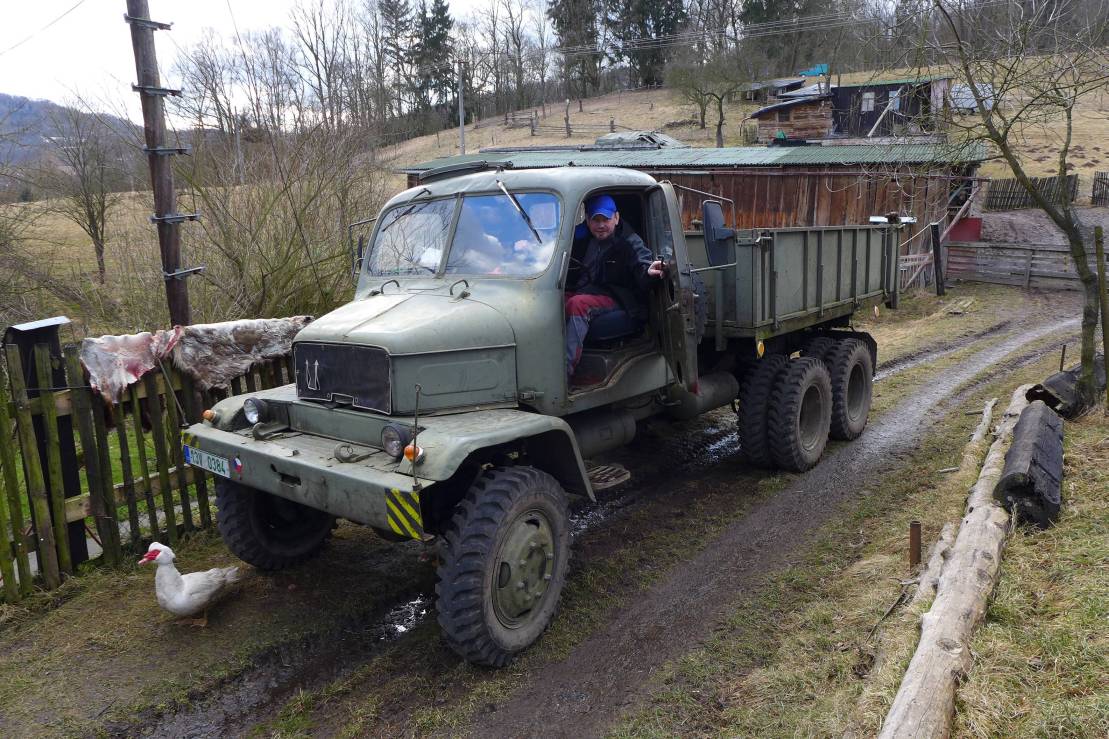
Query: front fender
416 409 595 501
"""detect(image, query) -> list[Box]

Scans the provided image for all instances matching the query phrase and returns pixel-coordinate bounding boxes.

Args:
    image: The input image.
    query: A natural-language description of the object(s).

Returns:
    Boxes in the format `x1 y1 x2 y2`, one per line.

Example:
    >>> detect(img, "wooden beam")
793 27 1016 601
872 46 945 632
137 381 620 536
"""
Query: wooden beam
880 387 1031 738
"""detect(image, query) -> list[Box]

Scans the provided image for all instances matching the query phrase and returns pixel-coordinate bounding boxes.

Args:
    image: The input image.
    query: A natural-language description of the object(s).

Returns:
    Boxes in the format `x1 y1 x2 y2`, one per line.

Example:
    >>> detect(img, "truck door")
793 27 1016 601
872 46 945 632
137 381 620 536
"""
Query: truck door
647 184 699 391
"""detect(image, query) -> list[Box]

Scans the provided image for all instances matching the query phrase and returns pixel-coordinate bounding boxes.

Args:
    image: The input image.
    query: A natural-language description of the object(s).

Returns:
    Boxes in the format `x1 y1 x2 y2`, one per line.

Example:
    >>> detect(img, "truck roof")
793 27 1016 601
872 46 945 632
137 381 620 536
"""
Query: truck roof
388 165 660 208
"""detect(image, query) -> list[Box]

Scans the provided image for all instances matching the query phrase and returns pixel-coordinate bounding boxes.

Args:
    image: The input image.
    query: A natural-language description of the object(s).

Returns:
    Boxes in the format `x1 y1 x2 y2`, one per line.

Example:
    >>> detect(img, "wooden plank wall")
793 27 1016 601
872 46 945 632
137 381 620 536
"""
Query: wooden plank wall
755 100 833 142
946 241 1103 290
657 167 951 254
0 350 294 602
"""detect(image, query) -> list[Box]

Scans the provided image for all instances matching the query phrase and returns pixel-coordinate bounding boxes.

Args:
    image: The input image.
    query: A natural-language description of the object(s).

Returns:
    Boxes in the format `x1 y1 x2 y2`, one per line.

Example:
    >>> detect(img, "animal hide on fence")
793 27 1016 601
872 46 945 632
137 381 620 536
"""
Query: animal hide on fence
171 317 312 390
80 328 184 403
79 317 311 402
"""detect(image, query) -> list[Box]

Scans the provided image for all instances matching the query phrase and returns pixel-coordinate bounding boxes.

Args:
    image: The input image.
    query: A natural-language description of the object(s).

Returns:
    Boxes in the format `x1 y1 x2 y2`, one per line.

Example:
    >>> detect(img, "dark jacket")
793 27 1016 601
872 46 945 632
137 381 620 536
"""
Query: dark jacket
566 221 654 320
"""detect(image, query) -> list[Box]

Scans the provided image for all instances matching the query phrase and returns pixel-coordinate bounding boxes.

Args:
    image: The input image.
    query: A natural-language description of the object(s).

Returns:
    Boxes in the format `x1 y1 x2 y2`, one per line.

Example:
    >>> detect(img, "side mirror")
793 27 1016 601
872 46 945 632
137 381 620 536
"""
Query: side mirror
702 201 735 267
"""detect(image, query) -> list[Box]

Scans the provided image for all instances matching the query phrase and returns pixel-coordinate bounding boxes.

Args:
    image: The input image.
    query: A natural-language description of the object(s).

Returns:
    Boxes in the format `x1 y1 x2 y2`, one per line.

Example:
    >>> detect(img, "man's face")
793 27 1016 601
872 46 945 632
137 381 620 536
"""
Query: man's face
587 211 619 241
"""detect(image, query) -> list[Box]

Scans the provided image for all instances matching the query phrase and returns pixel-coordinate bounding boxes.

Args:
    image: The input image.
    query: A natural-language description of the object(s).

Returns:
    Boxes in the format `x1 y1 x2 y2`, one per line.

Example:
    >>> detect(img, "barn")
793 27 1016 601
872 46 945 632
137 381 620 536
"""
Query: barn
403 142 985 254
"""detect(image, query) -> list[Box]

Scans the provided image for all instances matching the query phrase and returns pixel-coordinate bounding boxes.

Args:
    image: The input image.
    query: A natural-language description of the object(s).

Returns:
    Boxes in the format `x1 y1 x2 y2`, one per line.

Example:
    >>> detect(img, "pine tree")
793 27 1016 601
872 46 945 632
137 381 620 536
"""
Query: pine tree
547 0 601 99
415 0 454 109
379 0 412 117
608 0 687 87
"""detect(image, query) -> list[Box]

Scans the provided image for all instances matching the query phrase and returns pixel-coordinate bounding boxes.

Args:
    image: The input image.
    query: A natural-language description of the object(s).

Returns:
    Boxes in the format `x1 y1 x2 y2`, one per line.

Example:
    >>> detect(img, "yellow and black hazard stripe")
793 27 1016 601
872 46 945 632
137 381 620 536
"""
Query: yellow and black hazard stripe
385 488 423 540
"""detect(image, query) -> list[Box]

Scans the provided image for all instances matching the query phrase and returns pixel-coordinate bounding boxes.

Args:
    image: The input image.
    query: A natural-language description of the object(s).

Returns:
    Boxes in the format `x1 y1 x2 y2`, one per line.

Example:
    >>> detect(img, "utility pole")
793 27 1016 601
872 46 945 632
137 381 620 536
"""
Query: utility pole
457 59 466 155
125 0 198 326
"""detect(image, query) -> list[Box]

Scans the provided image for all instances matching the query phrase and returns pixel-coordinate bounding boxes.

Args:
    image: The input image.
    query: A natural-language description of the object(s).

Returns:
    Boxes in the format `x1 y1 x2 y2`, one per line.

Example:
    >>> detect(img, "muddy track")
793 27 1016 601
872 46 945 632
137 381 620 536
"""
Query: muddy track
873 319 1013 381
464 315 1081 739
127 299 1078 738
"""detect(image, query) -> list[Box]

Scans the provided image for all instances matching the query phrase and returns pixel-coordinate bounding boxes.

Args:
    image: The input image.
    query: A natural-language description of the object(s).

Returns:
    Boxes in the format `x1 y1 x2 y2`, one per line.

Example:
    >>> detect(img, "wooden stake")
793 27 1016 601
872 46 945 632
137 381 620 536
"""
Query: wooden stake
33 345 72 575
129 385 160 538
0 380 26 600
143 374 177 545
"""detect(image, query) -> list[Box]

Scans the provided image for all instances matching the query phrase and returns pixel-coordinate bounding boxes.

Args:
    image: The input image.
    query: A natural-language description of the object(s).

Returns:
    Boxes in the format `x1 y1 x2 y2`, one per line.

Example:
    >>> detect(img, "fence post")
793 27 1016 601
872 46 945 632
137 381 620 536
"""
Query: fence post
930 222 945 296
4 345 60 588
1095 226 1109 413
64 346 119 566
610 117 615 132
565 99 571 138
179 373 211 528
32 345 72 575
143 373 178 546
0 379 28 600
160 368 194 533
128 385 160 537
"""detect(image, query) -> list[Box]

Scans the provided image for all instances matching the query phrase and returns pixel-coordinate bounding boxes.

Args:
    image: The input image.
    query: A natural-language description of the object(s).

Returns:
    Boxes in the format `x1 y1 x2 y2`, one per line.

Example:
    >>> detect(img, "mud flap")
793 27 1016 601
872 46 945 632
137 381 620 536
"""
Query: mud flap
384 488 425 539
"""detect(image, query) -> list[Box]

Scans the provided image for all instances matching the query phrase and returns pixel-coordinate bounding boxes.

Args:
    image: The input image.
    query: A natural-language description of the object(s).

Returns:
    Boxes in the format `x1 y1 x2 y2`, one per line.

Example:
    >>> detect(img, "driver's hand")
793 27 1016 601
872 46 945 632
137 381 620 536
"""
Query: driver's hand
648 260 666 278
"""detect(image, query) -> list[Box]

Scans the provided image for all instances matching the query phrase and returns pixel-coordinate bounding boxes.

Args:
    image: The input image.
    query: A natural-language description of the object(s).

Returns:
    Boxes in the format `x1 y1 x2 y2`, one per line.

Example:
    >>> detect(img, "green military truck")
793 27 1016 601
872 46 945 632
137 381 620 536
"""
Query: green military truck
182 164 904 666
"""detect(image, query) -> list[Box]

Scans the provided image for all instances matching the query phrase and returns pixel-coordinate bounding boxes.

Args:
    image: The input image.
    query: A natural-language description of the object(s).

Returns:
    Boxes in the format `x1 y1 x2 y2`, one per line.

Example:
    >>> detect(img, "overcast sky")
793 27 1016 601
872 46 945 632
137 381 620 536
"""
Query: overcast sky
1 0 483 121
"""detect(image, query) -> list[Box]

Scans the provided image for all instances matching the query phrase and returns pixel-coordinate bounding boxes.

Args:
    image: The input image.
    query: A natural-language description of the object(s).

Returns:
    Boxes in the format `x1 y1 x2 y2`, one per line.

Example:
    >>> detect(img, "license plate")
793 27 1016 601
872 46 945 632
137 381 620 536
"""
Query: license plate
183 445 231 478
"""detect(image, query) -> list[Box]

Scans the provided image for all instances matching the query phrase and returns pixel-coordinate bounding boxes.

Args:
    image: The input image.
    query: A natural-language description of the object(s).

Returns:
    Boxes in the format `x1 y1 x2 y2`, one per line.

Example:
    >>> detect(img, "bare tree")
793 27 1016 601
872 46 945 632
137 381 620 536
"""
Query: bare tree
918 0 1109 400
36 104 124 283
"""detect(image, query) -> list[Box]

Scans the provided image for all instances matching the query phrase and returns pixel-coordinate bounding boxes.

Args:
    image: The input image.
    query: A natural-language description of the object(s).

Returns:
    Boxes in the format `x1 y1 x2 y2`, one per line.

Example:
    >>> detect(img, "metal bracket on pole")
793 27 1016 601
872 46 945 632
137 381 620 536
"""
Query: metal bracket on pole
132 84 183 97
150 212 200 225
123 14 172 31
162 265 206 281
142 146 191 156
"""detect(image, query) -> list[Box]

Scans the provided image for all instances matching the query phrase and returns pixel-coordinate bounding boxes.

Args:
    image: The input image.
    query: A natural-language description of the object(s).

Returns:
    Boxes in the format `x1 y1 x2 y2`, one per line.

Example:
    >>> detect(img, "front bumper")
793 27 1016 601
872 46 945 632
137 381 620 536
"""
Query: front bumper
183 425 426 539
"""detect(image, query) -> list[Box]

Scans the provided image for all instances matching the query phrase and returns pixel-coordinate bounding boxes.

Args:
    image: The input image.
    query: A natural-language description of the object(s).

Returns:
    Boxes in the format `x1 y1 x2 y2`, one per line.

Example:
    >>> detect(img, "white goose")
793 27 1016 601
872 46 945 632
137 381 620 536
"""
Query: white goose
139 542 242 626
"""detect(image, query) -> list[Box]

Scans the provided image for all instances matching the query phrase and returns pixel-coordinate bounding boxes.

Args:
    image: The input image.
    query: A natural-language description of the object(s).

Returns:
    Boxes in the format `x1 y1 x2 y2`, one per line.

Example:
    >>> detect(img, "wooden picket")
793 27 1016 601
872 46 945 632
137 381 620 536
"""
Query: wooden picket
1093 172 1109 207
984 174 1078 211
0 344 292 601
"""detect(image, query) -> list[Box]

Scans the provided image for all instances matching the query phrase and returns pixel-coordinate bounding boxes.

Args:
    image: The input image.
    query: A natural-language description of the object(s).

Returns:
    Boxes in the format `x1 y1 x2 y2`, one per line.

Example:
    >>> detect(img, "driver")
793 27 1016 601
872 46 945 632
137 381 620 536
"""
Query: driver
564 194 664 381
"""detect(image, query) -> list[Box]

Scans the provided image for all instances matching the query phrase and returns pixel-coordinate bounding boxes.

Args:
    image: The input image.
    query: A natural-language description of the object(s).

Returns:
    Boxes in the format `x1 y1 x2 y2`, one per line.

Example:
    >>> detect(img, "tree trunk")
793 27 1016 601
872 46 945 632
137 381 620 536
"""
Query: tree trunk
880 386 1031 739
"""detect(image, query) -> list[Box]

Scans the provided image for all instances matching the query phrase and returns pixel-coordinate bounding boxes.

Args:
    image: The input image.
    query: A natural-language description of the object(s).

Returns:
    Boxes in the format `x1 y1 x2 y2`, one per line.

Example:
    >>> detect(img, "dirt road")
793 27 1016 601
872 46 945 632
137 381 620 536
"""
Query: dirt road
467 314 1079 738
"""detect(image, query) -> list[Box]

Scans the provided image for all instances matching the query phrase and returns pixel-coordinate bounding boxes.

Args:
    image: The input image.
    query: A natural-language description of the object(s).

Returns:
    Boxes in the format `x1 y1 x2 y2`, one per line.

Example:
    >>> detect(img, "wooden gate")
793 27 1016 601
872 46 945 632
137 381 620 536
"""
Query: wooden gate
946 241 1101 290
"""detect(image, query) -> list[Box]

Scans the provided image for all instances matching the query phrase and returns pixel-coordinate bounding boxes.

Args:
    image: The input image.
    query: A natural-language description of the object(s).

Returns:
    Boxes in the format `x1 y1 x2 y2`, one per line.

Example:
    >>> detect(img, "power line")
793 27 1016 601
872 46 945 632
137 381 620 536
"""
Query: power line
0 0 90 57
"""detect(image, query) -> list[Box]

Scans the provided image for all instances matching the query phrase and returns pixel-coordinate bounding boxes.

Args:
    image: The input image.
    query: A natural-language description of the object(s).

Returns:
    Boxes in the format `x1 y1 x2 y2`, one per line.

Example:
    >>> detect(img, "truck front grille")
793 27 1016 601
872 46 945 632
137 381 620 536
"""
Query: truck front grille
293 342 391 413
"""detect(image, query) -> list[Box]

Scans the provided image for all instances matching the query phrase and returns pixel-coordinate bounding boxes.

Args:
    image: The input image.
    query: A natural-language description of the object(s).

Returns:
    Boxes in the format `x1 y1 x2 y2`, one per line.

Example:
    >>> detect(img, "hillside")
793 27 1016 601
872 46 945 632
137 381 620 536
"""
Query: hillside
0 93 135 168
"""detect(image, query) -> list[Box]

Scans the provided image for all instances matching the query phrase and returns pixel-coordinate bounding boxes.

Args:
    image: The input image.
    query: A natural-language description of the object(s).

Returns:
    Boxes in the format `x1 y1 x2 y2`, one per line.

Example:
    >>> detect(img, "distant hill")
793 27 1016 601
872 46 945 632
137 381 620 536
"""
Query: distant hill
0 93 136 167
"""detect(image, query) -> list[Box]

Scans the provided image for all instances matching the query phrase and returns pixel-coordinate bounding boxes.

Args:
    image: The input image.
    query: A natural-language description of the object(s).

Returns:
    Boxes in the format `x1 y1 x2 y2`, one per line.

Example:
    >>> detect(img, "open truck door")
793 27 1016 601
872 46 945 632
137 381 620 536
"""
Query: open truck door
647 184 701 391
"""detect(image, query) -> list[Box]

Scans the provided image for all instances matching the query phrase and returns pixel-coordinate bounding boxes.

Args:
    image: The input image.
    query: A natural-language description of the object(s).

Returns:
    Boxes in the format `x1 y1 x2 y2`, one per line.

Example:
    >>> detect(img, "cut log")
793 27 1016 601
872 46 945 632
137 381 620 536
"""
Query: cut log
879 386 1031 739
994 400 1064 529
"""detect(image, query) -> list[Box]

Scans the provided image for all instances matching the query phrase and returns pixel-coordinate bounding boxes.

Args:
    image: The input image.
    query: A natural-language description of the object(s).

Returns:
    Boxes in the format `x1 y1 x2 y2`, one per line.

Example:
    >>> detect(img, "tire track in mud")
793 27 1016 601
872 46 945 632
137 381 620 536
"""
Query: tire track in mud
465 316 1080 739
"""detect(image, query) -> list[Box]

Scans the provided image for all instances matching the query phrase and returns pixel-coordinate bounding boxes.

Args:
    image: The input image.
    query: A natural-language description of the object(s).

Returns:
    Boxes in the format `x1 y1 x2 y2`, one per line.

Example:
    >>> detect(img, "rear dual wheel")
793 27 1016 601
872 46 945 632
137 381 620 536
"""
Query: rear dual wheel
768 357 832 472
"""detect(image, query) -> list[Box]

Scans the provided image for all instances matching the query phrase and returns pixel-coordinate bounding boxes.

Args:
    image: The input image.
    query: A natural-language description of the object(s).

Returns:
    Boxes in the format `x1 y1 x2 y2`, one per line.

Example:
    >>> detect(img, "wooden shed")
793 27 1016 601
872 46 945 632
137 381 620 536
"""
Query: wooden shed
748 95 833 143
403 143 985 254
831 77 952 137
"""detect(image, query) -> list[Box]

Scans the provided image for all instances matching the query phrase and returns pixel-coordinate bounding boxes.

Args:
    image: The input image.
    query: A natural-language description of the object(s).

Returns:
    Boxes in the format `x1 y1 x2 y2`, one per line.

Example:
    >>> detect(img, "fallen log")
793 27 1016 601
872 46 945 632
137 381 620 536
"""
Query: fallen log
879 386 1031 739
994 400 1064 529
910 398 996 609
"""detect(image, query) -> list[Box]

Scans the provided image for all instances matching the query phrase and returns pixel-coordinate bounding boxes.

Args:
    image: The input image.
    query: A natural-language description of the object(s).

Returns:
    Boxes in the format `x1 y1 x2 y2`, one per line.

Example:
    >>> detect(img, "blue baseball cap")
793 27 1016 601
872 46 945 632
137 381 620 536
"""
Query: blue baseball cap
585 194 617 219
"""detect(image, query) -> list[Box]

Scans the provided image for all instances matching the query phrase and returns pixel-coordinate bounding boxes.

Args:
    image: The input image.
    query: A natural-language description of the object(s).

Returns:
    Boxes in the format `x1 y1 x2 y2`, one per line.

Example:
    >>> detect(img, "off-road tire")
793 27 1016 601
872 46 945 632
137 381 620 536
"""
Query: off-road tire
768 357 833 472
826 339 873 440
436 466 570 668
738 354 789 468
802 336 836 360
215 478 335 570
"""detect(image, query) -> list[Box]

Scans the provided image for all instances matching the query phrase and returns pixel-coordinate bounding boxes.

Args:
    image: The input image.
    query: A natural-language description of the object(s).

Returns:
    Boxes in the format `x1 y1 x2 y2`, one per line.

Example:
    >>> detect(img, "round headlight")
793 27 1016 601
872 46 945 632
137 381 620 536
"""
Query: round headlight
243 398 268 425
381 425 410 459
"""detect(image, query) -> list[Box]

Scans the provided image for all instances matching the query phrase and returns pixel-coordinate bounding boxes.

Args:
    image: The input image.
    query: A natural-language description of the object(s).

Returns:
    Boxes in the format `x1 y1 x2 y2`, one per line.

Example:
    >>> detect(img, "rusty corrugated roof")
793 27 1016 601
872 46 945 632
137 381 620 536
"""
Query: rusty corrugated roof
402 142 986 173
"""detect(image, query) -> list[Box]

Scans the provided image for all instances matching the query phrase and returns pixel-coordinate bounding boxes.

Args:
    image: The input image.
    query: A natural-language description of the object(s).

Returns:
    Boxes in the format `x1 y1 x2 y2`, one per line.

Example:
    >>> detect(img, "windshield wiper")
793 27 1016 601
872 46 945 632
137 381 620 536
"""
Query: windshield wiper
380 187 432 234
496 179 544 245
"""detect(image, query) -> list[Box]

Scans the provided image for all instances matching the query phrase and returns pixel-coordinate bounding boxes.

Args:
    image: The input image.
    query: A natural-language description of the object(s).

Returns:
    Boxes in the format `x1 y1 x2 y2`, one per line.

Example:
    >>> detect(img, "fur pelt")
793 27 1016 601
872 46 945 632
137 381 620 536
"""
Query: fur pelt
170 317 312 390
80 328 184 403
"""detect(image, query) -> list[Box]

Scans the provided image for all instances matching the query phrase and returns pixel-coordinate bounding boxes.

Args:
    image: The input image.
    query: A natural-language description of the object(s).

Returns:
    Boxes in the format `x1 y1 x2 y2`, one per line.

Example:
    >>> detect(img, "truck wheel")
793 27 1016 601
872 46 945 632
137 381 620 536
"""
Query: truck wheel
215 478 335 570
768 357 832 472
436 466 570 668
737 354 789 468
802 336 835 360
827 339 873 440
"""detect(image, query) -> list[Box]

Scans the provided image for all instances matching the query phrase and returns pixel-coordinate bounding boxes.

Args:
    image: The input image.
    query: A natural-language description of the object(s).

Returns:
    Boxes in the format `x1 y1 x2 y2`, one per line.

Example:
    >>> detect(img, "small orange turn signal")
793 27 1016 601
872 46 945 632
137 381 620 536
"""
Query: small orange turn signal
403 443 424 463
202 409 217 422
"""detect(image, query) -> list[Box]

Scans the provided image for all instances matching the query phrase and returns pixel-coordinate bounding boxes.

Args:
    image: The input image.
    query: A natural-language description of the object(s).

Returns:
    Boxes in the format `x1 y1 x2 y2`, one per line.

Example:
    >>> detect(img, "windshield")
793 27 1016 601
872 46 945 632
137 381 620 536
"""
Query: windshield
367 197 455 276
365 191 561 278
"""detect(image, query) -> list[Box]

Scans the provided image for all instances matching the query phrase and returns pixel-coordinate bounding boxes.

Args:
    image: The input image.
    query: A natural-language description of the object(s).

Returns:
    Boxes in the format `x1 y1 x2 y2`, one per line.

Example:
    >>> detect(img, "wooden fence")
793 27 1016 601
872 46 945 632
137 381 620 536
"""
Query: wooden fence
985 174 1078 211
1093 172 1109 207
0 347 291 602
946 241 1103 290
